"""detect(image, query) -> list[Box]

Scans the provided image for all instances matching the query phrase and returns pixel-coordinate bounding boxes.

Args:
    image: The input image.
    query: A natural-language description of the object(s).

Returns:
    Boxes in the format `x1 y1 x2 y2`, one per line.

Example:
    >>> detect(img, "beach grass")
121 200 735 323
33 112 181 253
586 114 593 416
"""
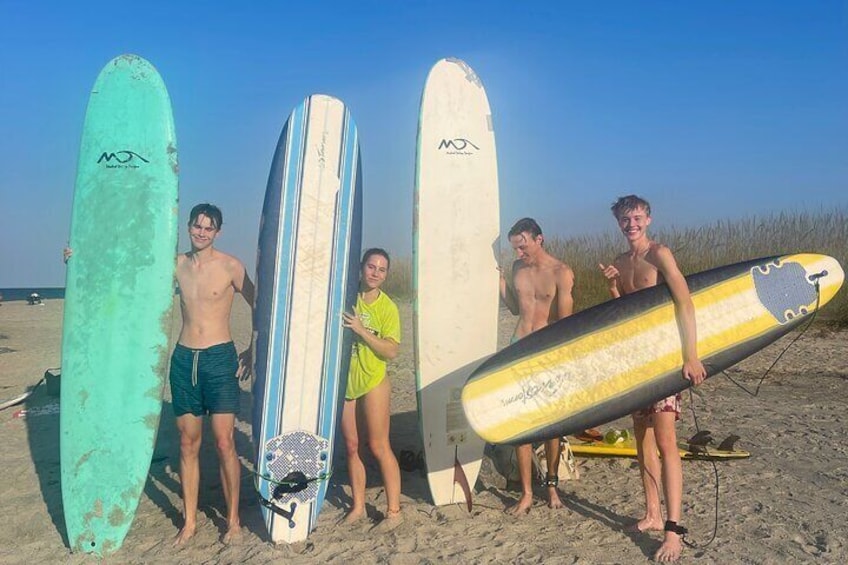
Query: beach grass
389 208 848 324
384 256 413 301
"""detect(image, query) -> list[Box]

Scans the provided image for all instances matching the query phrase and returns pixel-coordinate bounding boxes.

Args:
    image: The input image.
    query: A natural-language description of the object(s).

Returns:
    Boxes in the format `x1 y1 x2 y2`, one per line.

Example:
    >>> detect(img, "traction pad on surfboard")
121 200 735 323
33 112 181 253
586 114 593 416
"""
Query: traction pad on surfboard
261 430 330 508
752 259 818 324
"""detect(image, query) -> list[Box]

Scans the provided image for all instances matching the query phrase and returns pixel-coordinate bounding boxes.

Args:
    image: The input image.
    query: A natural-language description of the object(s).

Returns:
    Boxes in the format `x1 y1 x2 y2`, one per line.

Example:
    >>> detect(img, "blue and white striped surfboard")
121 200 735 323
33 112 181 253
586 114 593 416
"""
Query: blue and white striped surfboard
252 94 362 544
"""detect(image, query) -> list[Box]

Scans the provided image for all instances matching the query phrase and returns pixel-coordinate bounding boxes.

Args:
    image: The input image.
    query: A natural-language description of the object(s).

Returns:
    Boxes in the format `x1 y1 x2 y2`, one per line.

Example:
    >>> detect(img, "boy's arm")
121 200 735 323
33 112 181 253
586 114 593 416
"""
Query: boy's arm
599 262 622 299
653 247 706 385
499 262 520 315
232 261 255 379
235 269 256 309
555 266 575 320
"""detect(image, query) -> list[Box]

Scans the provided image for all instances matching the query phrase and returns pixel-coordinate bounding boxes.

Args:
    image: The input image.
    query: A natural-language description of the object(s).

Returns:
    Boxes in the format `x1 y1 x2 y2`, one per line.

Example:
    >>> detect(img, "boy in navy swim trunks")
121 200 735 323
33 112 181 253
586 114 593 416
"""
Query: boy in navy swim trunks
170 203 254 547
600 195 706 562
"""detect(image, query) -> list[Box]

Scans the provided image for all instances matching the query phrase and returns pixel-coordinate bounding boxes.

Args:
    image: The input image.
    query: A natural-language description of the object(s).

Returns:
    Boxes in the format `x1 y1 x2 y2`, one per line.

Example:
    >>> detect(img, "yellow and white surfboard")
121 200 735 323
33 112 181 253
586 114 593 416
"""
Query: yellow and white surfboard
462 254 843 445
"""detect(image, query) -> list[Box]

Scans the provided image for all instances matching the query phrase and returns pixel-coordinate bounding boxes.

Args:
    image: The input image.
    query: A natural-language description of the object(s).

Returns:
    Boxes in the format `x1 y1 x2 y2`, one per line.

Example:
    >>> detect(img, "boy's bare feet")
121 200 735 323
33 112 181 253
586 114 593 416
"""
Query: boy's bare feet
547 486 564 509
506 494 533 516
626 516 663 533
654 532 683 562
172 523 196 547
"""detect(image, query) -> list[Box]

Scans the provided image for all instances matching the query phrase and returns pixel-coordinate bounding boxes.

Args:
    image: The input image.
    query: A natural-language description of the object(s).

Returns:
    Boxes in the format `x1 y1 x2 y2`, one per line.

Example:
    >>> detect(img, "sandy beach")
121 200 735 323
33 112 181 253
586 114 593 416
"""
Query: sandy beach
1 297 847 564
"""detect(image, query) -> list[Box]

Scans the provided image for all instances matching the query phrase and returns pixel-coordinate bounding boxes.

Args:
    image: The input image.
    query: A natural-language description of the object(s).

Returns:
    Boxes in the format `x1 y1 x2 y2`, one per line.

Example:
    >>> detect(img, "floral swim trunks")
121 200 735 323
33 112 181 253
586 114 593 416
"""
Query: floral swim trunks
633 393 681 421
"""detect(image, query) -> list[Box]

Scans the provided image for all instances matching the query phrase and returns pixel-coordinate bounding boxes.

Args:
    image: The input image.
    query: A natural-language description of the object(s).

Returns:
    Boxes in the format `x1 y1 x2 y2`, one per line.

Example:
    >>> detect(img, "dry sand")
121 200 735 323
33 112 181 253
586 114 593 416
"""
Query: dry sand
1 297 847 563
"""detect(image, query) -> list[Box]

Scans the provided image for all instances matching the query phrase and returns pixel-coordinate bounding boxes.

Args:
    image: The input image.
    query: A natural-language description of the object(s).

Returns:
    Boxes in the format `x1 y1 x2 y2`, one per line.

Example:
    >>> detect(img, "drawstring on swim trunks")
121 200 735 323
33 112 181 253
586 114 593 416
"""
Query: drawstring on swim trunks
191 349 200 387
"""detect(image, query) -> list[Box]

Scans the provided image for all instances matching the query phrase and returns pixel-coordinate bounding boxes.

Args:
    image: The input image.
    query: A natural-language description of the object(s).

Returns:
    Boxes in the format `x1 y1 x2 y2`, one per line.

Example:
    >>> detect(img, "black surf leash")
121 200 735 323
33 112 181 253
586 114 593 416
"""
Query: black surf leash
719 270 824 397
248 467 332 493
684 388 721 554
248 468 332 529
683 270 826 555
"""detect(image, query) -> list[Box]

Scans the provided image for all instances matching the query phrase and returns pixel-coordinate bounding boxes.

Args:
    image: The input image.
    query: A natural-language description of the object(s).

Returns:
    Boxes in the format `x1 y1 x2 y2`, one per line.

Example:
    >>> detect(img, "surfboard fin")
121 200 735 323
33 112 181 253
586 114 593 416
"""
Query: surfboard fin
687 430 714 446
258 495 297 529
717 434 741 452
453 456 473 512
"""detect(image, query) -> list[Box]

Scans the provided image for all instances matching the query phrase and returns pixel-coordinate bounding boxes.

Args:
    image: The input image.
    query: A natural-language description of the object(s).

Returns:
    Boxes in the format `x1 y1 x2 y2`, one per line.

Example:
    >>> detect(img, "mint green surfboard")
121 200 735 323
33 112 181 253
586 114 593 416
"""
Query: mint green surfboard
60 54 178 556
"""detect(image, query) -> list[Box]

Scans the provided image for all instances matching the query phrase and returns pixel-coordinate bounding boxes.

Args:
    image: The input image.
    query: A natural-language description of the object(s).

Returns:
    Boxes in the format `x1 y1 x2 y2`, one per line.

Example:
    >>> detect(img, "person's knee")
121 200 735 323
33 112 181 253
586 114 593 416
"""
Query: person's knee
179 434 202 457
654 430 678 454
344 435 360 457
368 437 391 459
656 437 678 456
215 434 235 456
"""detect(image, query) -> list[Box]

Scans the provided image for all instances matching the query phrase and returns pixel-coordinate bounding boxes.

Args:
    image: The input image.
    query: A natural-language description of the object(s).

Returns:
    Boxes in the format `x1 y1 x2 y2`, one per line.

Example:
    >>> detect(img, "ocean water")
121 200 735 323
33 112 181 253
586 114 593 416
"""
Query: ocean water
0 287 180 302
0 288 65 302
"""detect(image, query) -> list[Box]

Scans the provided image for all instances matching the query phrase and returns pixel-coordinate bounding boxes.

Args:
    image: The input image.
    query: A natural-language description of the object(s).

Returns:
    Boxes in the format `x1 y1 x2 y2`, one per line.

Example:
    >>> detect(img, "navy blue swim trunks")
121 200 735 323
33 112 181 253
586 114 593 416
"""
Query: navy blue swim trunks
169 341 240 417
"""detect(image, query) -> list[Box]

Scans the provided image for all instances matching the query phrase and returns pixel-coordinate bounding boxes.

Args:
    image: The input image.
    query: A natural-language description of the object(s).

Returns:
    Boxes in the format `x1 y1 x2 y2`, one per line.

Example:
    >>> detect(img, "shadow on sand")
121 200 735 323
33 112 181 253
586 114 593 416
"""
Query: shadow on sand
326 408 435 516
24 370 66 547
144 384 262 541
25 372 261 548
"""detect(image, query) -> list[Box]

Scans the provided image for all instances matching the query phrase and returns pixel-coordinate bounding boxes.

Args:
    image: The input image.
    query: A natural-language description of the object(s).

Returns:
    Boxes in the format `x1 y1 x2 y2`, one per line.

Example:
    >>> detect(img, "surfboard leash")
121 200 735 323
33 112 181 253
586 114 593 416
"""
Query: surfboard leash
684 388 721 554
718 273 823 397
682 273 825 555
246 467 332 492
248 467 333 528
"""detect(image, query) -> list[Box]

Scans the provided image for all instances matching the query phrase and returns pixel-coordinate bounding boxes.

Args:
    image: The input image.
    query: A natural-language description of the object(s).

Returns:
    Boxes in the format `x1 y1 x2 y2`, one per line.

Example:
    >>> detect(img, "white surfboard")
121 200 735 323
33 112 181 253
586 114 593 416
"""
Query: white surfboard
414 58 500 506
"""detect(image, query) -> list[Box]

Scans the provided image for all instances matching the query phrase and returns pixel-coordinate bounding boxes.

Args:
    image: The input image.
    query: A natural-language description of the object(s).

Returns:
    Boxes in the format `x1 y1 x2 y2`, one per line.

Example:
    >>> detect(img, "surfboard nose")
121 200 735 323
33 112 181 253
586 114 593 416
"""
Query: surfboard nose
752 253 845 323
802 254 844 310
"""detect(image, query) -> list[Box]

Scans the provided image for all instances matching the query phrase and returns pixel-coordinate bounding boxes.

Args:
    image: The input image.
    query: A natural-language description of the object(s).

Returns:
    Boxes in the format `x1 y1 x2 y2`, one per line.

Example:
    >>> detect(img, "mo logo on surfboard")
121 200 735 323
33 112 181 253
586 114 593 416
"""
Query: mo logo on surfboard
97 150 150 169
438 138 480 155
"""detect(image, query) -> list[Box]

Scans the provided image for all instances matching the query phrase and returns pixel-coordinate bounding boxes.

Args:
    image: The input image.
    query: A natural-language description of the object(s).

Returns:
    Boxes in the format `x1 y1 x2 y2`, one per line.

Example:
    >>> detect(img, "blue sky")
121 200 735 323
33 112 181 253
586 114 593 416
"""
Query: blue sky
1 0 846 287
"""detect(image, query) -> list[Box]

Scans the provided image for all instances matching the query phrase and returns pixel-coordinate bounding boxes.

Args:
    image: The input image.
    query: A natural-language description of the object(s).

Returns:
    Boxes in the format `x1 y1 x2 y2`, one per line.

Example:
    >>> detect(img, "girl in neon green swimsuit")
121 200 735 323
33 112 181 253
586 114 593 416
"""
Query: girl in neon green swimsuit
340 248 402 527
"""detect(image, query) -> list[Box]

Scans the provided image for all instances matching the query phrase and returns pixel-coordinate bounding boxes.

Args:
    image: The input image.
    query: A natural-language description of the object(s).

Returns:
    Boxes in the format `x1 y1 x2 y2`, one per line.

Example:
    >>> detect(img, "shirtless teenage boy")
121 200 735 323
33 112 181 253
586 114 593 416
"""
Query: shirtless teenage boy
170 203 254 546
599 195 706 562
499 217 574 515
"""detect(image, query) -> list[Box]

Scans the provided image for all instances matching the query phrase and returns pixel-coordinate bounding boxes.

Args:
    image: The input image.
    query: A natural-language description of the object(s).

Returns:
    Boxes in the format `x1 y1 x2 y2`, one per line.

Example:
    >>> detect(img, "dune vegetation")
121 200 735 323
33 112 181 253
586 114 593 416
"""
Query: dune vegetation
384 209 848 325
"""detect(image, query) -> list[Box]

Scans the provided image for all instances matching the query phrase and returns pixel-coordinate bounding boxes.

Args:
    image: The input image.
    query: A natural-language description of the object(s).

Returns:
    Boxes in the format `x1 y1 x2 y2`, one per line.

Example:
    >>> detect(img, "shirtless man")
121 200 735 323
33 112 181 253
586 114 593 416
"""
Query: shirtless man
599 195 706 562
170 203 254 546
499 217 574 515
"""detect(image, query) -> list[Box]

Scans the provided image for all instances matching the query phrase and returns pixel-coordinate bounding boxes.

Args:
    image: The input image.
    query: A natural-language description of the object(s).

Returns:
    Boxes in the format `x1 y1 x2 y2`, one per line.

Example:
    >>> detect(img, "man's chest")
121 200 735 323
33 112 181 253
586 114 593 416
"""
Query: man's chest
177 268 232 301
619 259 659 291
515 271 557 301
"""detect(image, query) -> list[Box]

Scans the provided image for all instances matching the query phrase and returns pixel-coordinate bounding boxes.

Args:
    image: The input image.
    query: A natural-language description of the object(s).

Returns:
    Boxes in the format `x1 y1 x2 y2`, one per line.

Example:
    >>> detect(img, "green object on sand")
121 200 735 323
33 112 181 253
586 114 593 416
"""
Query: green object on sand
60 54 178 556
603 428 632 444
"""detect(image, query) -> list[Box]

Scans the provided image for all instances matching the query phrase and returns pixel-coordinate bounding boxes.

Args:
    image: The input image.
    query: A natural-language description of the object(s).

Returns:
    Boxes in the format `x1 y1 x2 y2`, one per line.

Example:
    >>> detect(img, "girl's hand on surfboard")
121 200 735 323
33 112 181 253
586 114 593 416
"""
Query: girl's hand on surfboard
342 310 365 336
682 359 707 386
63 247 73 264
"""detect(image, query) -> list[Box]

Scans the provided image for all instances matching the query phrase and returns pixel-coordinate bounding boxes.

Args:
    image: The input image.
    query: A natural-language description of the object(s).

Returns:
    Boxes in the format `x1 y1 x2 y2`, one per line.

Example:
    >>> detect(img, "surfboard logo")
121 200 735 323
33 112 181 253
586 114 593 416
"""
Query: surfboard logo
752 260 817 324
438 138 480 155
97 150 150 169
